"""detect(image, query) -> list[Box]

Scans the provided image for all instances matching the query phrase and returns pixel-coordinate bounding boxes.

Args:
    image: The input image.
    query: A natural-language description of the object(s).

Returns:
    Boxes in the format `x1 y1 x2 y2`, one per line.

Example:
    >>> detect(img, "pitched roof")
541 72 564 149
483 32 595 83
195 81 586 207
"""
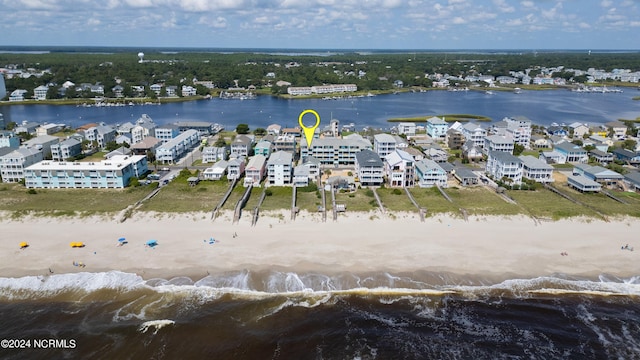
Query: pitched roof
489 150 522 164
355 149 383 167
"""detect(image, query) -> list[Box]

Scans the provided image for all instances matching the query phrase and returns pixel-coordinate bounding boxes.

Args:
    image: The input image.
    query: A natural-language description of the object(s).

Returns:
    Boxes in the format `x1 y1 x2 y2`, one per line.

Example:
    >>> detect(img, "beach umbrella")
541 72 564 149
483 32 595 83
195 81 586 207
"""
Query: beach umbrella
118 237 126 242
19 242 29 249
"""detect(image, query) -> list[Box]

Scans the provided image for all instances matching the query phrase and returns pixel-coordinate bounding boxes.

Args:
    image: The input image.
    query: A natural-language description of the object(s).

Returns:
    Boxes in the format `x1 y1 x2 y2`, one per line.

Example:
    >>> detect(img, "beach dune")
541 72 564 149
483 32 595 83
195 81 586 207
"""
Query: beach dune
1 211 638 281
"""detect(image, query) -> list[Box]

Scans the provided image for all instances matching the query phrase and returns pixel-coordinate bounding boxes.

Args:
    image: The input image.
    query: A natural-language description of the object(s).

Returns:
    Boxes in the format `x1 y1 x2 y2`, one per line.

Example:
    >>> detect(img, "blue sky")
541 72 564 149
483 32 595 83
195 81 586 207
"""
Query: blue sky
1 0 639 49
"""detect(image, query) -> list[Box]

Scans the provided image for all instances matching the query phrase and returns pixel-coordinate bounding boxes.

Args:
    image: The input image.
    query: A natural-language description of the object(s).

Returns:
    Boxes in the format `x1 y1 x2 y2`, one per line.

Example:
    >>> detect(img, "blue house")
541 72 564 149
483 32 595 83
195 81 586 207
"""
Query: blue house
546 126 568 137
612 148 640 164
426 117 448 139
554 142 588 164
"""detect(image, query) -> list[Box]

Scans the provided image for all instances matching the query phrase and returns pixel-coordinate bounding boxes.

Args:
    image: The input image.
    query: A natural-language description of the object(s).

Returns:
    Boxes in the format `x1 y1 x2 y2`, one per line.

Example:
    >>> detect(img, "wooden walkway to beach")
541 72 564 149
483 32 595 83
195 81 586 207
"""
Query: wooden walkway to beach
404 188 426 222
212 178 237 220
251 187 267 226
233 184 253 224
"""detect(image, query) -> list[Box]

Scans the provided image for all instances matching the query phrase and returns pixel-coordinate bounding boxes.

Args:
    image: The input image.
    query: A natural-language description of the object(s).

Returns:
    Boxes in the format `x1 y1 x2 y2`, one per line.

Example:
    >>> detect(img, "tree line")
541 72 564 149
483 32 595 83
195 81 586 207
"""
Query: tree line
2 50 639 100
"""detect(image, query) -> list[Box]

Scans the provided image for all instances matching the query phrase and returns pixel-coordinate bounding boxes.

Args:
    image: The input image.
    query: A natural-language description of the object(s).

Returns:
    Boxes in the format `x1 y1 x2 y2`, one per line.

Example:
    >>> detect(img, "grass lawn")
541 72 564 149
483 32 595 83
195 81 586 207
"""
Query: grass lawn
446 186 521 216
508 188 596 219
140 178 228 212
261 187 294 211
0 183 150 216
221 183 250 211
376 188 418 212
334 189 378 212
408 187 458 215
552 184 640 218
296 189 323 212
243 185 266 210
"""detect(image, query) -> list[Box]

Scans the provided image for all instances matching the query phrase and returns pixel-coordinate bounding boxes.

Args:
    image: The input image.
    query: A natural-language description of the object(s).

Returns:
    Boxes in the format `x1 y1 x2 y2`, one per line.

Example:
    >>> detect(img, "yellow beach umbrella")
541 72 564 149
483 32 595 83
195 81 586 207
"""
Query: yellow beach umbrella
19 242 28 249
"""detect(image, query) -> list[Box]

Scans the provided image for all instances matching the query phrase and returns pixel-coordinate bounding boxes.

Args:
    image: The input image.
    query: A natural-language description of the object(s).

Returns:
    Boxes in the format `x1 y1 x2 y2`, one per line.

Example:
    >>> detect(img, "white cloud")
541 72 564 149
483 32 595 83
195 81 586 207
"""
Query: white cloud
600 0 613 7
493 0 515 13
452 16 466 24
520 1 535 9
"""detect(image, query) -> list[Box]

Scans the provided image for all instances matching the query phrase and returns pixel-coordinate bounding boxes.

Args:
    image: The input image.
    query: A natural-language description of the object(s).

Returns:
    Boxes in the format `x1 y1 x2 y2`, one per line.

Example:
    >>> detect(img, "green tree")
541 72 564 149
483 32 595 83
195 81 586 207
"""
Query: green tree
214 137 227 147
236 123 250 134
622 139 637 151
254 127 267 136
513 143 525 156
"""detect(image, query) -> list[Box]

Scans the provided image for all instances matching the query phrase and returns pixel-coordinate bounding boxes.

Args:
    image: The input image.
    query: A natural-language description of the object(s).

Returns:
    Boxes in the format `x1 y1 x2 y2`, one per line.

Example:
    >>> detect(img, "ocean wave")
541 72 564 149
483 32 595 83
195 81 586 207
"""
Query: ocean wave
1 270 639 302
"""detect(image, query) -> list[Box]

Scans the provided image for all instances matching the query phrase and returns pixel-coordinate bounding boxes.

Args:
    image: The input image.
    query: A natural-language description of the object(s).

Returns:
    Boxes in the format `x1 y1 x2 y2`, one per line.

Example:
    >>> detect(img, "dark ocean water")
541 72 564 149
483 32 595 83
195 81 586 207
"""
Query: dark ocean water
2 89 639 130
1 271 639 360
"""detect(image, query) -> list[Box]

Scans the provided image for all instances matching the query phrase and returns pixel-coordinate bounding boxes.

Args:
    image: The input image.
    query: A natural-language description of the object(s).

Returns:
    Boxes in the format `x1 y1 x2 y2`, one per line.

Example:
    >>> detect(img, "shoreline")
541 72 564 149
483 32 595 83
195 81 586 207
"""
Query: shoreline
1 211 639 283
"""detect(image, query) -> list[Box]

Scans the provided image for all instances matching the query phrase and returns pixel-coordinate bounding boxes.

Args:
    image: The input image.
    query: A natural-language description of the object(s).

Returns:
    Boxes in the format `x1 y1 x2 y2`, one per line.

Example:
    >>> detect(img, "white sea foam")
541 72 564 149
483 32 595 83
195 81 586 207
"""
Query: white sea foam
0 271 146 300
139 319 175 334
1 271 640 301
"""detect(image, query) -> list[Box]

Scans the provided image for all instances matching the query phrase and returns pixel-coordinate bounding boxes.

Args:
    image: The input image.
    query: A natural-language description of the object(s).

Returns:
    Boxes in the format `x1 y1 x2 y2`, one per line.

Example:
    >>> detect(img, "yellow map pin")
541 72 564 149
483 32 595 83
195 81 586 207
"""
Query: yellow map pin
298 109 321 148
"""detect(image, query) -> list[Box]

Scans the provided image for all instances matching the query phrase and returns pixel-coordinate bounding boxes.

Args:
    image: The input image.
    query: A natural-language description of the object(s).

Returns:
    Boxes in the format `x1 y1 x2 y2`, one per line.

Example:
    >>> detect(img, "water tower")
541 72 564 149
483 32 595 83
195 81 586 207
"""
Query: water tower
138 52 145 63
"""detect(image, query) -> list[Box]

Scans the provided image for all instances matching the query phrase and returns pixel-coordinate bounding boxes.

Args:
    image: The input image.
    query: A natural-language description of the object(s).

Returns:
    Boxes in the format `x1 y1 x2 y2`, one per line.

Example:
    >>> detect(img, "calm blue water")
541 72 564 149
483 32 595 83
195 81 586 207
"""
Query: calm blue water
2 89 639 130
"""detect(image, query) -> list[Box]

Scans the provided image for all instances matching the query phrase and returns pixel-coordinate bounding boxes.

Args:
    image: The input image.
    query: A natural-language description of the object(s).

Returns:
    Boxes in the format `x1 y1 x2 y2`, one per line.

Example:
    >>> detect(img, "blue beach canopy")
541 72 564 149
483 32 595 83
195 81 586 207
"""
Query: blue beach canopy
146 240 158 247
118 237 126 242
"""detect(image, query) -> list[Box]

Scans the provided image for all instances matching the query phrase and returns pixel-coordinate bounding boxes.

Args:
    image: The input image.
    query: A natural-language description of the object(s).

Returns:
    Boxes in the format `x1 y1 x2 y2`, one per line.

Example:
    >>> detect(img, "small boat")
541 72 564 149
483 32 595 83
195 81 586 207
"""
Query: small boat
514 88 522 94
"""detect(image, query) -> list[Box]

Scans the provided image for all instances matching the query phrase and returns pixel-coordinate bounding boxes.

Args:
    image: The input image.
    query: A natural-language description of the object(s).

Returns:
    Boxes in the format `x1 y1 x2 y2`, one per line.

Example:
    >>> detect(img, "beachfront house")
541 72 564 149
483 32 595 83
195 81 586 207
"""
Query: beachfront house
23 155 148 189
384 149 415 188
301 135 372 166
244 155 267 187
454 167 479 186
397 122 416 137
623 171 640 192
554 142 588 164
567 174 602 192
519 155 554 183
227 157 246 181
354 149 384 186
415 158 447 187
51 138 82 161
201 146 226 163
486 151 523 185
426 117 448 139
300 156 321 180
0 147 44 183
484 135 515 154
572 163 623 188
373 133 397 158
293 165 311 187
203 160 228 180
267 150 293 186
460 123 487 148
155 129 200 164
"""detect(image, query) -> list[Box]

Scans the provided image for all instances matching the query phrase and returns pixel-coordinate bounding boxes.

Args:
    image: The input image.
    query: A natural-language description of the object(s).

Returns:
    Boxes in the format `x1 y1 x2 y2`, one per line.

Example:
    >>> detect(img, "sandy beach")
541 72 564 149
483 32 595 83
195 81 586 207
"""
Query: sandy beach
1 210 638 281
